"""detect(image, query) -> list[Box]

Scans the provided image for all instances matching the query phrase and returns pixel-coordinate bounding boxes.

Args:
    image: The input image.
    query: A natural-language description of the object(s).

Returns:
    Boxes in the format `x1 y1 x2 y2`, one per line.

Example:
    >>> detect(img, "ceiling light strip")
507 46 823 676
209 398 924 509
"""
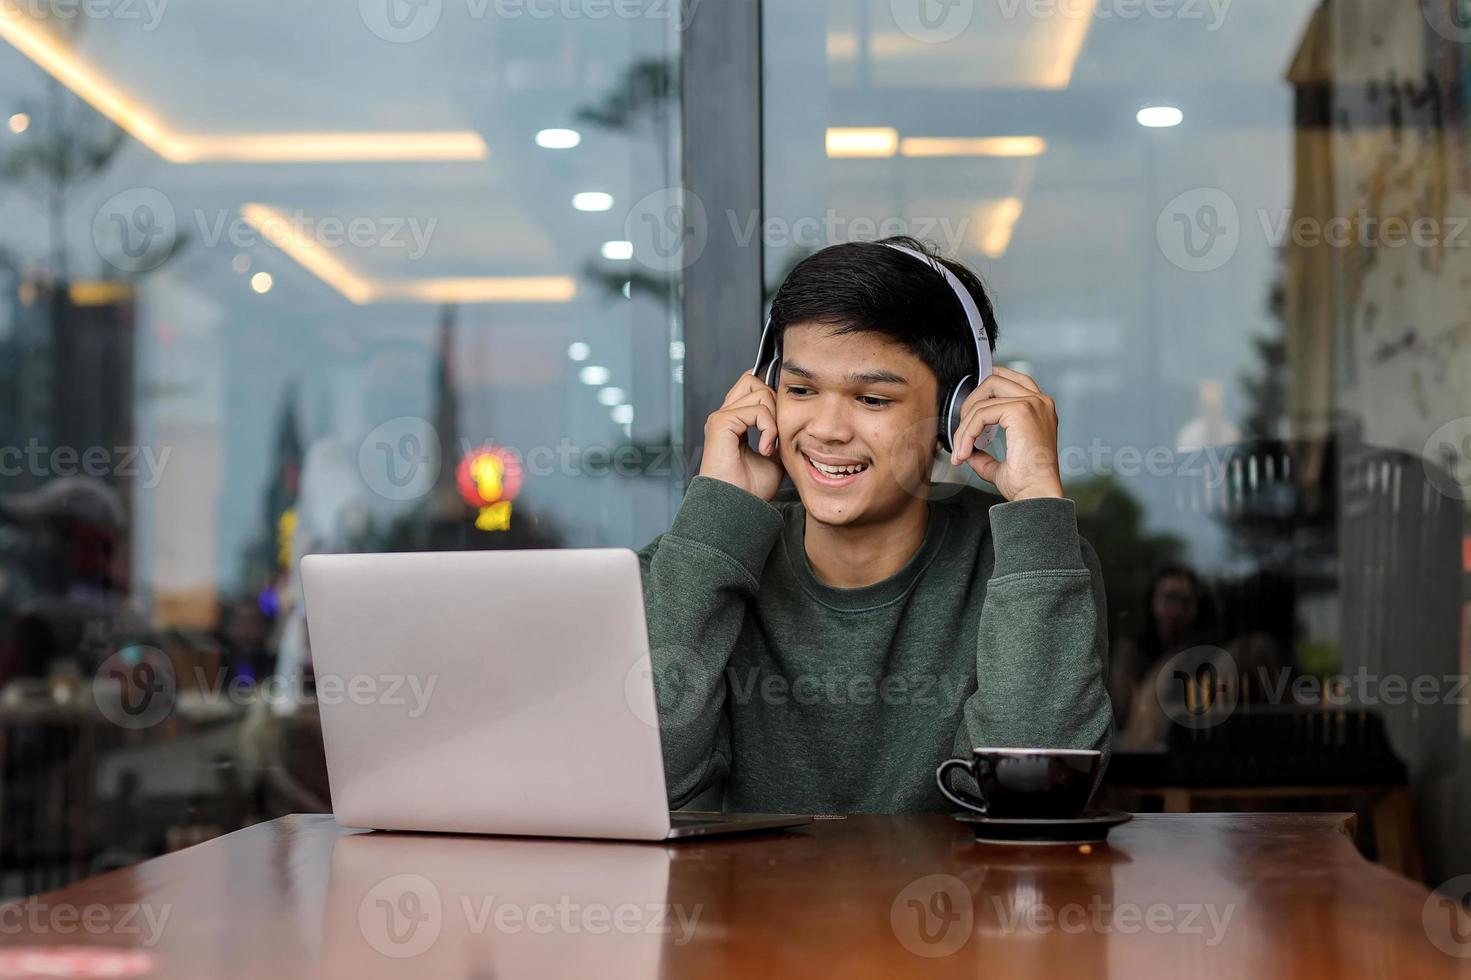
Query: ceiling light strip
0 16 487 162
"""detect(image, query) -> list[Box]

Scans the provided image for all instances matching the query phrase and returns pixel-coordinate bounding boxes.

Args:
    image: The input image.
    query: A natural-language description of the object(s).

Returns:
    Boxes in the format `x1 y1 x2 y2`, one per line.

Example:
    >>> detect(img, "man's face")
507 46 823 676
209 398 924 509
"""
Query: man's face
776 323 940 528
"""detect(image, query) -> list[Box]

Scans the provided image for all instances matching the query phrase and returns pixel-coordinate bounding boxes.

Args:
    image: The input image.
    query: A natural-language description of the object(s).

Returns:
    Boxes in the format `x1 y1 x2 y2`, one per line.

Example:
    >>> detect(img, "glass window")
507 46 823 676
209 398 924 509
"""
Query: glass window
764 0 1469 880
0 0 681 885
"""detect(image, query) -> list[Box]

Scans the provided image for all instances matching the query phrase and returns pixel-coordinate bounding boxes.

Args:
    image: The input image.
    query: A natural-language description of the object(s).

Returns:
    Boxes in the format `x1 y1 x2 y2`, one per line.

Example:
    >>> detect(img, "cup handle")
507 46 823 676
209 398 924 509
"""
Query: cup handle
935 758 989 814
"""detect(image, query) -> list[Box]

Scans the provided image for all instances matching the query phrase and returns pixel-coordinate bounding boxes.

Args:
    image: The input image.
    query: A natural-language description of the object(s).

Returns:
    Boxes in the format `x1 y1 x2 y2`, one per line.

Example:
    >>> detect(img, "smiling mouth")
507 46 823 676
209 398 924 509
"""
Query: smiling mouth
802 452 870 486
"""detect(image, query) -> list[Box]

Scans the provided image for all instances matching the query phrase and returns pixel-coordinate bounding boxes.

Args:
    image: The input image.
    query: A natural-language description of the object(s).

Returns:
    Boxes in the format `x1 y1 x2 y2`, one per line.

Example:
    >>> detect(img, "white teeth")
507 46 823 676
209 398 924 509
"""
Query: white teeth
808 456 868 477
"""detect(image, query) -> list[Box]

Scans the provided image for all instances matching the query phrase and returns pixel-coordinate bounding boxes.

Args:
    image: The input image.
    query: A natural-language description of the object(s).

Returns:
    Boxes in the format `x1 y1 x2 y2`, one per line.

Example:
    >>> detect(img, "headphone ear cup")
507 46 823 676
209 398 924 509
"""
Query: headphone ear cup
766 359 781 449
941 376 976 454
748 343 781 452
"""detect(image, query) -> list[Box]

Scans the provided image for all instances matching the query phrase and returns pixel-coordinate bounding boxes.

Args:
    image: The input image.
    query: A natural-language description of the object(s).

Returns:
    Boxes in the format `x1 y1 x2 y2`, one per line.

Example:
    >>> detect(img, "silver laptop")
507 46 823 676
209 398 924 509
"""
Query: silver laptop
299 548 810 841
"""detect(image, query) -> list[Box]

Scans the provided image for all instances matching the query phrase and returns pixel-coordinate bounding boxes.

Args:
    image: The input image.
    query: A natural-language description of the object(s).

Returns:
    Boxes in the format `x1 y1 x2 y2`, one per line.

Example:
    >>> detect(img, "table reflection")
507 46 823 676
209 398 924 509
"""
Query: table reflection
319 831 681 978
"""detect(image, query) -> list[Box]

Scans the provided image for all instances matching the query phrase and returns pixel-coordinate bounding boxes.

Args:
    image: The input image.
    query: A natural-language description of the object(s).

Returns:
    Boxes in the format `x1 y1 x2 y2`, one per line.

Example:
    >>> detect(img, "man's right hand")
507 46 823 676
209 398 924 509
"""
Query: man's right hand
698 373 785 501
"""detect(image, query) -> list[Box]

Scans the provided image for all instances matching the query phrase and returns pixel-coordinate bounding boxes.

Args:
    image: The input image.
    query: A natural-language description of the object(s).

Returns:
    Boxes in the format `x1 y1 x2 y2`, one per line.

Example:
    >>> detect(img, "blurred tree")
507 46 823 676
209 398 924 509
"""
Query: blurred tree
581 262 669 303
573 58 675 134
237 381 305 595
0 9 127 282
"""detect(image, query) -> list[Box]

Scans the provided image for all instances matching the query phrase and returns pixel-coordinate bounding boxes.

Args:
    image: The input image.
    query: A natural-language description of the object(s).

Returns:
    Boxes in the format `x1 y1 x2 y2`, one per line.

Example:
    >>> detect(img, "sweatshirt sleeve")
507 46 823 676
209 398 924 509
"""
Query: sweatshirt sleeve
637 476 785 808
949 496 1114 794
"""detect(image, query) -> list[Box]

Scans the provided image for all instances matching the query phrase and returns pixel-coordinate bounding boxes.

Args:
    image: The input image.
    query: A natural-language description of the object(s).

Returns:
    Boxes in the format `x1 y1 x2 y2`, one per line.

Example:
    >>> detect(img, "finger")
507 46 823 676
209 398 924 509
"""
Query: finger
968 374 1036 406
965 447 1003 485
990 365 1041 393
713 403 778 455
727 387 778 416
951 397 1031 464
728 391 779 452
711 406 776 451
726 372 771 404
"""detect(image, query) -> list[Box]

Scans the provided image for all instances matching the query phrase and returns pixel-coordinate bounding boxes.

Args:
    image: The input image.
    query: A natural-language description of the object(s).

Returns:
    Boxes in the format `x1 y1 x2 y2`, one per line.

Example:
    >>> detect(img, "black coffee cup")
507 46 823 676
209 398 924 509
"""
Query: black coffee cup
935 747 1101 818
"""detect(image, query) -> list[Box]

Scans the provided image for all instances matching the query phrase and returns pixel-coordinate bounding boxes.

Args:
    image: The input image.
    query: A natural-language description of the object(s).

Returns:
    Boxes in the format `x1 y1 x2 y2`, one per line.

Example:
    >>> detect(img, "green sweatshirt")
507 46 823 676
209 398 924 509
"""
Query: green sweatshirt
637 476 1113 814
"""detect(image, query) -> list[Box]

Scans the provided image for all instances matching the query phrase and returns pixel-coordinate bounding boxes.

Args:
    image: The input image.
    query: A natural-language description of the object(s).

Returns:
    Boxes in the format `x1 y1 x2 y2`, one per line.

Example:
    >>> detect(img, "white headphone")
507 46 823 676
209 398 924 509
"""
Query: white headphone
751 242 997 454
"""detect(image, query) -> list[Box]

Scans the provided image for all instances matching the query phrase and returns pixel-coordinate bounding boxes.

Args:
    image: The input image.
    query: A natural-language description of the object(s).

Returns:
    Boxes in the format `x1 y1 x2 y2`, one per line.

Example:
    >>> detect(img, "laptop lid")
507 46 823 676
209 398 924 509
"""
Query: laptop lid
300 549 672 840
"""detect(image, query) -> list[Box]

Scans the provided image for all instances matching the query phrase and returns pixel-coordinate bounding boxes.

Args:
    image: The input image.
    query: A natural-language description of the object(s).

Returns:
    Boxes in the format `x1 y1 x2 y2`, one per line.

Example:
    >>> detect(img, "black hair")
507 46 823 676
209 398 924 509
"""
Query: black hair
766 236 999 414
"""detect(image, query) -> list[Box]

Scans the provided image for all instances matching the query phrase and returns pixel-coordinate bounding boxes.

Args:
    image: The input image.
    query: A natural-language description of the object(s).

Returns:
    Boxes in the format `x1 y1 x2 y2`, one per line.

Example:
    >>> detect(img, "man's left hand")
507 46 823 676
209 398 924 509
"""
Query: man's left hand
949 365 1066 502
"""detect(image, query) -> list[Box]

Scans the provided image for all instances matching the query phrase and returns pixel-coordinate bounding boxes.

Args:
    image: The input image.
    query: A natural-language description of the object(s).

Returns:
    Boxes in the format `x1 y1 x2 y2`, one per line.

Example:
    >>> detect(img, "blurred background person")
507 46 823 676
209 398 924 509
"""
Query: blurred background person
1110 562 1220 751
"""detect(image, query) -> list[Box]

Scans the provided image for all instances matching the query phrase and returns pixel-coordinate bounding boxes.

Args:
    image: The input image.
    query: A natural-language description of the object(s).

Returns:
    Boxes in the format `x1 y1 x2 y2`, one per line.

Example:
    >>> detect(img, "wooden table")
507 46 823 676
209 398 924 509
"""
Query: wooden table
0 813 1466 978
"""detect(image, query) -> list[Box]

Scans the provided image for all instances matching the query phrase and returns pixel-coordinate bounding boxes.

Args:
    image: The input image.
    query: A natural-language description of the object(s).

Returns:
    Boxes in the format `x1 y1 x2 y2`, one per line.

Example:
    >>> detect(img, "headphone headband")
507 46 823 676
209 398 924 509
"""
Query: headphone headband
876 243 992 383
754 244 992 380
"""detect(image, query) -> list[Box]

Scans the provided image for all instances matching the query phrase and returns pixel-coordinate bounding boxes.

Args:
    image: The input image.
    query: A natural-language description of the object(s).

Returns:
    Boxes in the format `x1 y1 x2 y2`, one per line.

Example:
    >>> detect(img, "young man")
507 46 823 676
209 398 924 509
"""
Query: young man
638 237 1112 813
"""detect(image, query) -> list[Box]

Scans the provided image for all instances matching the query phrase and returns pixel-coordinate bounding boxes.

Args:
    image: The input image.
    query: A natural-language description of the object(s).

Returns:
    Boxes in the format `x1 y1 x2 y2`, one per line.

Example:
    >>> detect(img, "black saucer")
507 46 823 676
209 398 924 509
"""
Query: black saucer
952 810 1132 845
